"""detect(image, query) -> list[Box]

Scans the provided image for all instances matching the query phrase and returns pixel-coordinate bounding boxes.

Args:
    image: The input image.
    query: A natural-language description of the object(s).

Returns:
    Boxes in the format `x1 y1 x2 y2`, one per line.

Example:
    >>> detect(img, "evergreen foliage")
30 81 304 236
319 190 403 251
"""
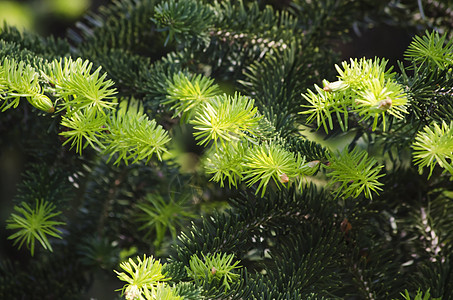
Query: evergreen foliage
1 0 453 299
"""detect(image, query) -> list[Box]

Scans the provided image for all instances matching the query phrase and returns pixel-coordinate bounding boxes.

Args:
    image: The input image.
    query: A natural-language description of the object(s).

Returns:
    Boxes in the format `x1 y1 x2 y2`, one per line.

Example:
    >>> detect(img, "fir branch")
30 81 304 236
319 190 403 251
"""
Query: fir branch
59 107 107 154
0 252 88 299
114 255 171 300
203 142 247 188
230 185 336 230
397 289 441 300
213 0 298 47
405 30 453 70
199 0 299 79
172 212 249 266
242 142 308 197
397 60 453 125
102 102 171 165
355 78 408 130
4 2 453 299
142 284 183 300
171 282 204 300
68 0 157 55
190 92 262 148
411 120 453 178
288 0 366 44
0 40 45 67
326 147 385 199
301 82 349 132
0 58 54 112
240 43 307 136
301 57 409 132
13 163 73 207
152 0 215 47
415 255 453 299
77 236 120 270
85 49 152 100
185 252 241 292
136 193 195 249
138 51 188 116
6 200 65 256
42 57 117 114
203 138 321 195
164 72 221 122
0 23 71 60
269 226 345 296
283 135 329 163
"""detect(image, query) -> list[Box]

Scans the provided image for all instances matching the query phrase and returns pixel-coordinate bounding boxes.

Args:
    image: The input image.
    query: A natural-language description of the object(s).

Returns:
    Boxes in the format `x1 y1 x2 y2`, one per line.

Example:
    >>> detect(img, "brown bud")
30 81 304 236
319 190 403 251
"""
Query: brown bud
378 97 392 111
340 218 352 235
280 173 289 183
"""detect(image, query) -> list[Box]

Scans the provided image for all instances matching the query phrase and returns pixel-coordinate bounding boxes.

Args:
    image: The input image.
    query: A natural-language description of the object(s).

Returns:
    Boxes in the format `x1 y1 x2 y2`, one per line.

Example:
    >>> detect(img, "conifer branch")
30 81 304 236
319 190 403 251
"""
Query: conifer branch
152 0 215 47
412 120 453 178
191 92 262 148
102 102 171 165
301 57 409 132
6 200 65 256
114 255 177 300
0 58 54 112
405 30 453 70
60 107 107 154
243 142 308 197
42 57 117 114
2 1 453 298
186 252 241 292
164 73 221 122
203 142 247 188
326 147 385 199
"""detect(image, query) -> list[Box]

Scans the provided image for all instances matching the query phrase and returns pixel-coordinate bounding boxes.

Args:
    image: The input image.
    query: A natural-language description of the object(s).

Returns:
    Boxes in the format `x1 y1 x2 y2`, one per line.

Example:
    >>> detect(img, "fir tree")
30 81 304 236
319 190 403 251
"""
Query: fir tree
1 0 453 299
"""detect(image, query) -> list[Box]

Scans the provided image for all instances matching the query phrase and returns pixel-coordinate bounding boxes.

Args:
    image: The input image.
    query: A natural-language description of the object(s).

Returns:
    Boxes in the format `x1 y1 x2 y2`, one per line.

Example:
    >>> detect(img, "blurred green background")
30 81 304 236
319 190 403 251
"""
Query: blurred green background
0 0 107 36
